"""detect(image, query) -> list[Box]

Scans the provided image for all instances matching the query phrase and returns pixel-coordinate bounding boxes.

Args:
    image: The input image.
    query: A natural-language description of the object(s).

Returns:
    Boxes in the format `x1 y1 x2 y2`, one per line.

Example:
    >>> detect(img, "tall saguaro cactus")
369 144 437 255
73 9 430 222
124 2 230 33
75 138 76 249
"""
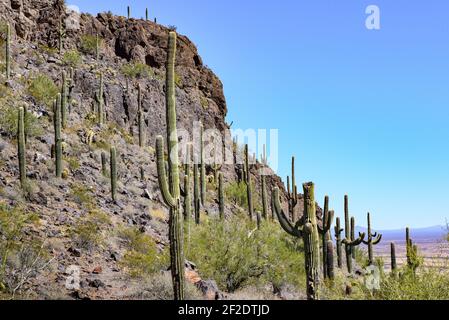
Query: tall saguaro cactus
334 217 344 268
390 242 397 272
17 107 26 188
286 157 298 221
243 144 253 219
96 73 104 125
362 212 382 265
320 196 334 279
183 146 191 221
193 157 200 225
54 94 62 178
110 146 117 201
155 31 185 300
6 23 11 80
61 70 68 129
273 182 321 300
127 6 131 19
146 8 149 21
199 123 206 206
342 195 365 274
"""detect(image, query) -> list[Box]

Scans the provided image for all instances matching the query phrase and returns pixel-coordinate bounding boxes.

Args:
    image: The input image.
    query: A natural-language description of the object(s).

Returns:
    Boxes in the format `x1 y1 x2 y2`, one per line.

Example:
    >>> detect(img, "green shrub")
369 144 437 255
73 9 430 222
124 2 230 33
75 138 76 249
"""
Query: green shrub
121 62 153 79
28 74 59 107
62 49 81 67
70 210 111 250
0 104 43 138
65 156 80 172
69 183 94 209
185 215 305 293
118 226 167 278
80 34 102 55
225 181 260 210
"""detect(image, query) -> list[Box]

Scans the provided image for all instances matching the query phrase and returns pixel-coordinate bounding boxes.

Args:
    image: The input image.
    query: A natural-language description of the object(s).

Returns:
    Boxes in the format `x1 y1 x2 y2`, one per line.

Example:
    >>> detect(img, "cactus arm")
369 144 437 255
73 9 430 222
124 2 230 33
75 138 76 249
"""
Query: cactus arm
156 136 176 208
344 232 365 246
272 188 303 237
318 210 334 235
372 233 382 245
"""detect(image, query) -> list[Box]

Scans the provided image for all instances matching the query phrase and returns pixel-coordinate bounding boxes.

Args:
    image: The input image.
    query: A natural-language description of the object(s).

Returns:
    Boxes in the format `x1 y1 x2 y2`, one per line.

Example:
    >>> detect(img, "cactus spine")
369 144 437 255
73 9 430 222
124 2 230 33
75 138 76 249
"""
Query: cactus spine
390 242 397 272
61 70 67 128
54 94 62 178
101 151 107 176
137 84 145 147
342 195 365 274
362 212 382 265
110 146 117 201
334 217 344 268
244 144 253 219
96 73 104 124
17 107 26 188
218 172 224 219
273 182 320 300
320 196 334 279
6 23 10 80
155 31 185 300
286 157 298 221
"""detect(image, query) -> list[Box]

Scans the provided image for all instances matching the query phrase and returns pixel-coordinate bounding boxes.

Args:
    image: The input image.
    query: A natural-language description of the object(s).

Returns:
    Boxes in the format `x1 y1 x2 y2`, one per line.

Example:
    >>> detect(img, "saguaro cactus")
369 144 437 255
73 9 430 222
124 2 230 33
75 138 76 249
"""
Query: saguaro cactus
261 174 268 219
101 151 107 176
155 31 185 300
334 217 344 268
390 242 397 272
146 8 149 21
96 73 104 124
137 84 145 147
243 144 253 219
199 124 206 206
286 157 298 221
17 107 26 188
193 158 200 225
54 94 62 178
6 23 11 80
183 147 191 221
110 146 117 201
61 70 68 128
127 6 131 19
218 172 224 219
342 195 365 274
273 182 320 300
327 239 335 280
96 34 100 60
362 212 382 265
405 227 419 272
321 196 334 279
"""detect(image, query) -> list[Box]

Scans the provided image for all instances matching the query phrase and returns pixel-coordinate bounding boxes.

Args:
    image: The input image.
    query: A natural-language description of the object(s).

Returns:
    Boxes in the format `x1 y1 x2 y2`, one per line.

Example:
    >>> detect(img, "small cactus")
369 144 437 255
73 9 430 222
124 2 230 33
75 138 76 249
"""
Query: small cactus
334 217 344 268
243 144 253 219
17 107 26 188
362 212 382 265
127 6 131 19
54 94 63 178
137 84 145 147
193 157 200 225
199 124 206 206
286 157 298 221
146 8 149 21
218 172 224 219
390 242 397 272
6 23 11 80
101 151 107 176
326 239 335 280
342 195 365 274
110 146 117 201
320 196 335 279
261 175 268 219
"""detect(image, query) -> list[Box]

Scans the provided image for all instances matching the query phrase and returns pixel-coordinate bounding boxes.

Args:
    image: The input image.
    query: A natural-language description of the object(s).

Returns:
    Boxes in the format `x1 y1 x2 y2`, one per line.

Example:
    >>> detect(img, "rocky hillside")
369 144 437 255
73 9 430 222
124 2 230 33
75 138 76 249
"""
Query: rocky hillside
0 0 306 299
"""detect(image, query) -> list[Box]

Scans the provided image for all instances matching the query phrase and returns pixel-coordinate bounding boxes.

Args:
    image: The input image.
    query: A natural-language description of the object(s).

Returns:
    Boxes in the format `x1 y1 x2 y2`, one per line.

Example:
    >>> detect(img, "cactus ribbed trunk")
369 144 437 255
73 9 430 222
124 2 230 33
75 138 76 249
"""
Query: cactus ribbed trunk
326 240 335 280
17 107 26 188
110 146 117 201
96 34 100 60
322 196 329 278
54 94 62 178
193 159 200 225
146 8 149 21
367 214 373 264
218 172 224 219
390 242 397 272
61 71 67 129
344 196 352 273
101 151 107 176
261 175 268 219
183 148 191 221
6 23 11 80
199 124 206 206
303 182 320 300
350 217 356 259
127 6 131 19
155 32 185 300
335 217 343 268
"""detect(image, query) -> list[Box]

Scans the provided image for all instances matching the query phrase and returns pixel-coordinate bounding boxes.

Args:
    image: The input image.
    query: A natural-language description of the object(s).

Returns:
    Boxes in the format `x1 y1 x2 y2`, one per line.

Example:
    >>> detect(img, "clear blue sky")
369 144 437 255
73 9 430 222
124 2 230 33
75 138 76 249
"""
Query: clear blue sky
68 0 449 229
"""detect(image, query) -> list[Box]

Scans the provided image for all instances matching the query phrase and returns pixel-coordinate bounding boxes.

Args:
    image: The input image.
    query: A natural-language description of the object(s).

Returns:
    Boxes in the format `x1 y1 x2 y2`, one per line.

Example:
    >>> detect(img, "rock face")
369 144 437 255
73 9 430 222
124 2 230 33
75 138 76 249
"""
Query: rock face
0 0 303 299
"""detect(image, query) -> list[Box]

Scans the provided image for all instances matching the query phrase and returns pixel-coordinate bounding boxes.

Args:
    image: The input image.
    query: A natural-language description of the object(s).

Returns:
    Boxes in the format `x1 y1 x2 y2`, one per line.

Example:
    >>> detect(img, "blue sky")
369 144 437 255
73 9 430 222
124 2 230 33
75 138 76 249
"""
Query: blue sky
68 0 449 229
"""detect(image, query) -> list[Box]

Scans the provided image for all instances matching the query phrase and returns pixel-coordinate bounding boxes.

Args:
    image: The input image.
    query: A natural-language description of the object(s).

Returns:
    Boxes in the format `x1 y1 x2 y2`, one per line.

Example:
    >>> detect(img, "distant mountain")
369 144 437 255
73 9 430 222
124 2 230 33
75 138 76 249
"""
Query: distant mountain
355 225 447 243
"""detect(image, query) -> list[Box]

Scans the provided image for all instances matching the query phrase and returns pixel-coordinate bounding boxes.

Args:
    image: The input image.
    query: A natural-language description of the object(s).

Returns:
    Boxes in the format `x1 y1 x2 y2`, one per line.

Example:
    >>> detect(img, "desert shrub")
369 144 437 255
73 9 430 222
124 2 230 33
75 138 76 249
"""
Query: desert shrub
117 226 167 278
0 104 43 138
225 181 260 210
70 210 111 250
185 215 305 293
69 183 94 209
65 156 80 172
127 272 202 300
80 34 101 55
28 74 59 107
62 49 81 67
0 203 50 297
121 62 153 79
